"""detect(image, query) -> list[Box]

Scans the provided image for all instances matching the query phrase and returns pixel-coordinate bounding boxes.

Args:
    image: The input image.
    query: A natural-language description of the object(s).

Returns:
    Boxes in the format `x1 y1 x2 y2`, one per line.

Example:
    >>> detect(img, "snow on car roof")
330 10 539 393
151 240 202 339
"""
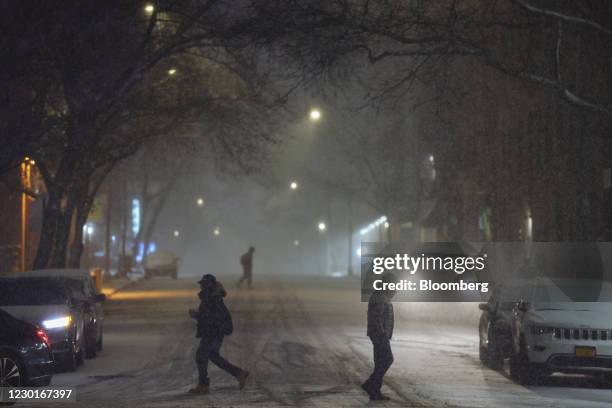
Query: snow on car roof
13 269 92 280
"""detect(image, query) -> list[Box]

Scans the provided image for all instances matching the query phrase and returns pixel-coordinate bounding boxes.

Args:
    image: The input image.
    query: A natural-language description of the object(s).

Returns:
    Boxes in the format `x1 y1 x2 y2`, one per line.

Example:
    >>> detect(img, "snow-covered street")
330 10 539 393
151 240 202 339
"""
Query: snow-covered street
45 276 612 407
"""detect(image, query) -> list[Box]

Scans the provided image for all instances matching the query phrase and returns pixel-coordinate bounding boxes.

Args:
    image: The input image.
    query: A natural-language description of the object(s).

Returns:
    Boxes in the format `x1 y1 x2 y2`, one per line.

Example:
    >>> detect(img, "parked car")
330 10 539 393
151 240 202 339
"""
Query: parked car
144 250 178 279
509 277 612 385
17 269 106 359
0 309 54 387
478 279 533 369
0 277 86 371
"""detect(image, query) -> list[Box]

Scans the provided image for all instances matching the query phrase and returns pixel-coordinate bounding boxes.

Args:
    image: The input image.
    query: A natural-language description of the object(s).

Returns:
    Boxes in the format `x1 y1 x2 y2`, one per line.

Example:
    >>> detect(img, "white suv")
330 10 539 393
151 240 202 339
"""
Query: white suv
509 277 612 385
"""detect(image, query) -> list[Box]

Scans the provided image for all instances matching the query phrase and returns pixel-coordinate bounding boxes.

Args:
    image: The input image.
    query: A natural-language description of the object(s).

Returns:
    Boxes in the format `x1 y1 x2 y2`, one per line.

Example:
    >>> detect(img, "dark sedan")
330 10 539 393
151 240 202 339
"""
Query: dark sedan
0 309 54 387
0 278 86 371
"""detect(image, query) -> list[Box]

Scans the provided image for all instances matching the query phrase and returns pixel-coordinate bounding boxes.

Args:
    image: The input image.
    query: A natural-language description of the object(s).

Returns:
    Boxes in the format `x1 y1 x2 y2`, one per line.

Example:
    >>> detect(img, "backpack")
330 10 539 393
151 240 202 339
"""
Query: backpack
220 302 234 335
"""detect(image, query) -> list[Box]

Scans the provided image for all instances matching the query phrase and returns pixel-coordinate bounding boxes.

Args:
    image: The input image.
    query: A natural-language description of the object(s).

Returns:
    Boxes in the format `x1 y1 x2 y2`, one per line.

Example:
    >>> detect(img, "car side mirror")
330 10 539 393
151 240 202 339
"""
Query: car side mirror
94 294 106 303
478 303 491 312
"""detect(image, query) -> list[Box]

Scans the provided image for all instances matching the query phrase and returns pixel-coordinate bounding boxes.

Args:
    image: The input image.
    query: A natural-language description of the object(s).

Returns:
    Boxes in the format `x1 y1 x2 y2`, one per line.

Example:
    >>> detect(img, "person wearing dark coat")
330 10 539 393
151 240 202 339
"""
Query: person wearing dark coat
362 273 397 401
188 274 249 394
236 246 255 289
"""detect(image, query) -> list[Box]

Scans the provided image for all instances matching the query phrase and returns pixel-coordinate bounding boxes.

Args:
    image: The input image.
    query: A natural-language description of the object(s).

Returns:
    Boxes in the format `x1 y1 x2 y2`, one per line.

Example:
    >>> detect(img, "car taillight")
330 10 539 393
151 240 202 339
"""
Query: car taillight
35 327 51 350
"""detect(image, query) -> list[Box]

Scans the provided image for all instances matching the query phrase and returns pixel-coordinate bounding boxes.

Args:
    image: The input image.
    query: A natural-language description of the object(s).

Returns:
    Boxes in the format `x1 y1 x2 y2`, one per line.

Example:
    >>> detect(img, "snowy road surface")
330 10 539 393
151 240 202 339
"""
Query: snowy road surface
43 275 612 407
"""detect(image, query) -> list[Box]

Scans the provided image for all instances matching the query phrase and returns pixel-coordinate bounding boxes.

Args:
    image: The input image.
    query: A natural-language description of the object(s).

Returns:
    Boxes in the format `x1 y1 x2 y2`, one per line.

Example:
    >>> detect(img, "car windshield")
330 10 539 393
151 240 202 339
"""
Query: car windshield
0 278 69 306
532 278 612 303
54 277 86 297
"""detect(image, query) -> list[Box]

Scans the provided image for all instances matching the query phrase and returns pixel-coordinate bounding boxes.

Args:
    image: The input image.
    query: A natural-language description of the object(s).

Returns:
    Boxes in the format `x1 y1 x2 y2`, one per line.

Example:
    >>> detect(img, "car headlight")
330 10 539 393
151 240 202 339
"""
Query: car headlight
42 316 72 329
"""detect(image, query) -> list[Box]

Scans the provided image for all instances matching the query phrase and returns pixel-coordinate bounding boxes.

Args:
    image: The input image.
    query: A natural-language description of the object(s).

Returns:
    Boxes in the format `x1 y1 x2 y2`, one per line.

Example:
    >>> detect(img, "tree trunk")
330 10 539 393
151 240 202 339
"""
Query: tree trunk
141 188 172 266
67 197 93 268
32 188 62 269
48 202 76 268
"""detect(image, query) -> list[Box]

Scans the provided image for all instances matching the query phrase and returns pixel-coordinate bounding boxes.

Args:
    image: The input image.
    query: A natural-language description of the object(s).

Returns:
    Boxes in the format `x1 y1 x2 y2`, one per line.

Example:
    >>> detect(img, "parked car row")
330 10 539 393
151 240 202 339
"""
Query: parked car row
478 277 612 386
0 269 106 388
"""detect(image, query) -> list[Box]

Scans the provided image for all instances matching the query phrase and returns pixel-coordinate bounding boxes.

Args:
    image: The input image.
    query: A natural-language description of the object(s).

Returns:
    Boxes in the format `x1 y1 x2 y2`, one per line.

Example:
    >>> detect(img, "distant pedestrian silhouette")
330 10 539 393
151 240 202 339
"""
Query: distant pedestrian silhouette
236 246 255 289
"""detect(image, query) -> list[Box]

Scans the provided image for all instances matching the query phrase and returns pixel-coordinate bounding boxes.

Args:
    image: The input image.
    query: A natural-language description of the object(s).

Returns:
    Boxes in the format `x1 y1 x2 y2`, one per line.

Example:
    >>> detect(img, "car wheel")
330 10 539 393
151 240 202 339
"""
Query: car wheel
85 329 97 359
97 332 103 352
480 327 504 370
0 351 25 387
75 344 85 367
62 347 77 372
509 336 544 385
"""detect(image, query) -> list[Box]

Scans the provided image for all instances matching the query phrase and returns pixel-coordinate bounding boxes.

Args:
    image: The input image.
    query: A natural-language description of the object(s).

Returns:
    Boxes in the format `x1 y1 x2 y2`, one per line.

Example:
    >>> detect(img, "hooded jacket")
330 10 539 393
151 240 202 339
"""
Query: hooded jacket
193 282 234 338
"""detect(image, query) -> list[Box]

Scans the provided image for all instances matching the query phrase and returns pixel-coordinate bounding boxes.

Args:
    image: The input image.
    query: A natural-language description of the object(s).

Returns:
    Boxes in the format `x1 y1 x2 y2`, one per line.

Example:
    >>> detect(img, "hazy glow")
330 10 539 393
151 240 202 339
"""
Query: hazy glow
359 216 387 236
168 68 177 76
144 4 154 14
317 222 327 231
214 227 220 236
173 230 180 237
309 109 321 121
196 197 205 206
290 181 298 190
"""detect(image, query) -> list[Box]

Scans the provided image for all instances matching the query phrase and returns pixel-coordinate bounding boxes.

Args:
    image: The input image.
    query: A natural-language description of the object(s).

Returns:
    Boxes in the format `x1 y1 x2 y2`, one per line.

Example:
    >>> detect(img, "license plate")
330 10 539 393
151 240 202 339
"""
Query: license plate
575 346 596 358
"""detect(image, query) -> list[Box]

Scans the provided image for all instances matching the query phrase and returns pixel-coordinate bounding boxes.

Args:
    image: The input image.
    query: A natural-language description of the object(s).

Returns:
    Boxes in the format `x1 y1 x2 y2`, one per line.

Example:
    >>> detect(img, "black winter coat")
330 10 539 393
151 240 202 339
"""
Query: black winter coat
193 283 234 338
367 291 394 340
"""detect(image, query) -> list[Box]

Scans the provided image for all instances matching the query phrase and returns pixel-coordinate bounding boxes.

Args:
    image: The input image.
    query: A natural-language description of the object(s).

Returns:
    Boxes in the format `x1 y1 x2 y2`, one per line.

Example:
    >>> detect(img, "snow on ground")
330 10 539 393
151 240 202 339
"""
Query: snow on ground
40 275 612 408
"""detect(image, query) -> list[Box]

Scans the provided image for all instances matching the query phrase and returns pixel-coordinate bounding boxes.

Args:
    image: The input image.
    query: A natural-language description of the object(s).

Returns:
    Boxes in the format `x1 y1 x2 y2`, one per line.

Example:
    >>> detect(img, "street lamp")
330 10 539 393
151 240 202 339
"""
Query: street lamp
144 4 155 14
173 230 180 237
317 221 327 232
293 240 300 246
168 68 177 76
290 181 298 190
309 108 321 122
196 197 205 207
213 227 220 236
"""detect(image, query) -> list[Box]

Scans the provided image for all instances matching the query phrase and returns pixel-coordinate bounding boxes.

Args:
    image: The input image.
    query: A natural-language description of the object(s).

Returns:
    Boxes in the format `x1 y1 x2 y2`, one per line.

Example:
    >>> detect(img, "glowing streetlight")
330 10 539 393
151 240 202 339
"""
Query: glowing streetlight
317 221 327 232
168 68 177 76
173 230 180 237
144 4 155 14
213 227 220 236
293 240 300 246
309 108 321 122
196 197 205 207
290 181 298 190
384 221 389 229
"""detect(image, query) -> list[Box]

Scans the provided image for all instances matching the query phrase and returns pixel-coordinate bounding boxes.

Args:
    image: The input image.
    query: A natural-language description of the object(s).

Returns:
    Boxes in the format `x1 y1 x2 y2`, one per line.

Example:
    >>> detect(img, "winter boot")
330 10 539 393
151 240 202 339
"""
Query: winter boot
188 384 210 394
236 370 250 389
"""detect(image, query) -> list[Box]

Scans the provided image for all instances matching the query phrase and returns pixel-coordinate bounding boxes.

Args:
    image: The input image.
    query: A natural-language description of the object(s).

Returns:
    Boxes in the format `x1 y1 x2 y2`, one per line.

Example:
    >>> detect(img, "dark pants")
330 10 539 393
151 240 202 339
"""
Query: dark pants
196 336 241 386
363 336 394 395
236 271 252 288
